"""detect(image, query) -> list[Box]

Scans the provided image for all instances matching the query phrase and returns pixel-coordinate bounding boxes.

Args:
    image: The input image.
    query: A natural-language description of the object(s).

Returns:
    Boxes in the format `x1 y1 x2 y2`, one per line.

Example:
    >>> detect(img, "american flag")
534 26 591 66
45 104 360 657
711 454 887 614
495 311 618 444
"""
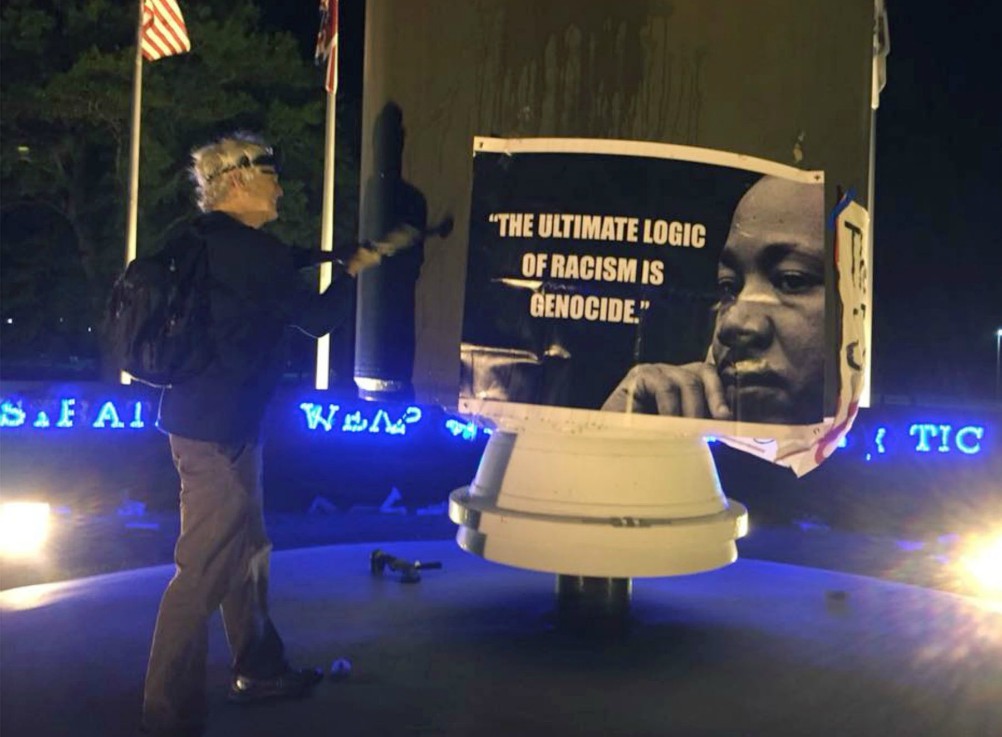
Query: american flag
315 0 339 93
141 0 191 61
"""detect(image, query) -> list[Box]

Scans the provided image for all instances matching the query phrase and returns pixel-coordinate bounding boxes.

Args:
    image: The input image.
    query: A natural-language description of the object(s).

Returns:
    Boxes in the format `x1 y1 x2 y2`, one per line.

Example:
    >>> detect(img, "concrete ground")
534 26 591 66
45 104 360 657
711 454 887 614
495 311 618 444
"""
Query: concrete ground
0 507 978 595
2 536 1001 737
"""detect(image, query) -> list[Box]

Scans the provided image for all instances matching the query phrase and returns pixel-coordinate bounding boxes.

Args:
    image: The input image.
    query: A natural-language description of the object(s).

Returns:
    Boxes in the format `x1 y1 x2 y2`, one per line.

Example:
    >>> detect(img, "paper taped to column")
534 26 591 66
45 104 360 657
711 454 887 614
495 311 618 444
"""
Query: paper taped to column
459 137 869 475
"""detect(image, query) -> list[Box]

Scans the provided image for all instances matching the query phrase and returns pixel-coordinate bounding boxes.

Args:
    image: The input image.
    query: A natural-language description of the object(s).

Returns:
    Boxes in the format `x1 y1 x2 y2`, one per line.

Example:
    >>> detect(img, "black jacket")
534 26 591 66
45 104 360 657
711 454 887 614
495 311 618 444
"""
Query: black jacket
157 211 354 442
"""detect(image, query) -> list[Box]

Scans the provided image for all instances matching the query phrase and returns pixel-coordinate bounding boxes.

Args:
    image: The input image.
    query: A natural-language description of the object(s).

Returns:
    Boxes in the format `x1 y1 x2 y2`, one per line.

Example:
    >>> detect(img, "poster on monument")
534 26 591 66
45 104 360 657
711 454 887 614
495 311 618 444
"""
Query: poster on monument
459 137 867 473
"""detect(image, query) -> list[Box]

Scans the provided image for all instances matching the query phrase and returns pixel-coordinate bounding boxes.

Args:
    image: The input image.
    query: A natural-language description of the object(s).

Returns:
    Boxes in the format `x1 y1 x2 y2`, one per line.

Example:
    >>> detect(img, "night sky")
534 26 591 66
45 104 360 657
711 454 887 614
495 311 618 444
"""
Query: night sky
269 1 1002 402
870 2 1001 400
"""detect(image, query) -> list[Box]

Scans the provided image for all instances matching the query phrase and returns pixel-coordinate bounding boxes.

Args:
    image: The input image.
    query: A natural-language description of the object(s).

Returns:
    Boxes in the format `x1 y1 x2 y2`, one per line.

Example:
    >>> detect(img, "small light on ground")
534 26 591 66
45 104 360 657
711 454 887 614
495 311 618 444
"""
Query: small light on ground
0 502 51 558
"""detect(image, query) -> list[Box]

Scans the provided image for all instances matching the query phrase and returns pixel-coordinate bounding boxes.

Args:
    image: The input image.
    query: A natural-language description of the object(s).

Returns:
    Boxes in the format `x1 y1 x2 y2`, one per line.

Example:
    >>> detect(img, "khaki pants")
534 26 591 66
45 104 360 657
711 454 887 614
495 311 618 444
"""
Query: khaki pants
142 435 285 735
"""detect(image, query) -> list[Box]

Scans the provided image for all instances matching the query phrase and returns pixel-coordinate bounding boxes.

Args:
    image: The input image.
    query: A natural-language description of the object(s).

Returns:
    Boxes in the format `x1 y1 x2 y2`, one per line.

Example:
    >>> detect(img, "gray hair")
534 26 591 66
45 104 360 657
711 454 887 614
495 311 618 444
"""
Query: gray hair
190 132 273 212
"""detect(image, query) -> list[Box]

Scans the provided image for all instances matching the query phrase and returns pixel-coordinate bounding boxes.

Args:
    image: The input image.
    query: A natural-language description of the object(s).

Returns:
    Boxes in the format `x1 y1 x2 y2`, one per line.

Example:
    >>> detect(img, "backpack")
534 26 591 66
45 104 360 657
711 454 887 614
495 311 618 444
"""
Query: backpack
103 228 213 387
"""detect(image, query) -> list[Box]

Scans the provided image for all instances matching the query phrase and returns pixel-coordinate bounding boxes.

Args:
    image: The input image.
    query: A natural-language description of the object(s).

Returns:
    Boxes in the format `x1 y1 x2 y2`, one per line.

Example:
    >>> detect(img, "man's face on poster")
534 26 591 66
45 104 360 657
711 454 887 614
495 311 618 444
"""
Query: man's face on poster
711 176 825 424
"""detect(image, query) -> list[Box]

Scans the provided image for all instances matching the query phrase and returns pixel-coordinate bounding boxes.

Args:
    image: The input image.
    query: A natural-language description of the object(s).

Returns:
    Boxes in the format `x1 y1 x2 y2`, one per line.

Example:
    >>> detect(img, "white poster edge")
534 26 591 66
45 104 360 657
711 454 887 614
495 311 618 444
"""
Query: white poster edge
472 136 824 184
458 398 830 442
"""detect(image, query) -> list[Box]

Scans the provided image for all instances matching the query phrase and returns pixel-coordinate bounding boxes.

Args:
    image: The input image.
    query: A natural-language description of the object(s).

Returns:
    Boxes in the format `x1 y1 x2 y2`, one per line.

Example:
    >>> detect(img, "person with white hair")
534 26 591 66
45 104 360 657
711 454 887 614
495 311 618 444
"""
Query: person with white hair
142 132 381 737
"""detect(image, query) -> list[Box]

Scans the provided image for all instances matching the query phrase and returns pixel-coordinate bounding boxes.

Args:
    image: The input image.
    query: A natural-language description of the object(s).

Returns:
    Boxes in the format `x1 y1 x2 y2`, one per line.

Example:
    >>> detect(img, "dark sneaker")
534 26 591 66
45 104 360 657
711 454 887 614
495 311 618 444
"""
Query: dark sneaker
227 666 323 704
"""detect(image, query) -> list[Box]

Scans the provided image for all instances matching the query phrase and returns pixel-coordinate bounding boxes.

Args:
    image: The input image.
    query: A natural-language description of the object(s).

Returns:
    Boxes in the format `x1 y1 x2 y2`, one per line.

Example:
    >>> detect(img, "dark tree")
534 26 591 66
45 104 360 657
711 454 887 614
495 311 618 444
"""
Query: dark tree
1 0 359 378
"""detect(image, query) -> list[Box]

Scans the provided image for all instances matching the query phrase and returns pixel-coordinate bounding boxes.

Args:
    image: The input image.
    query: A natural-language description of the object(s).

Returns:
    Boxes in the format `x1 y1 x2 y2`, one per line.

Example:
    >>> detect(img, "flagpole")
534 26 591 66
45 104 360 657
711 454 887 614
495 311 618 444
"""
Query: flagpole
127 0 145 266
122 0 146 385
314 89 337 391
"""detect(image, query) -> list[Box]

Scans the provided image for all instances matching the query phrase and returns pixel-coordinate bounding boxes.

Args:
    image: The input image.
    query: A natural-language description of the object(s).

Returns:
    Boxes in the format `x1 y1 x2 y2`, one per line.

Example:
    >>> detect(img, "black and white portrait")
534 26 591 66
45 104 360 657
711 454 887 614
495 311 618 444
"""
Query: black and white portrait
460 137 827 430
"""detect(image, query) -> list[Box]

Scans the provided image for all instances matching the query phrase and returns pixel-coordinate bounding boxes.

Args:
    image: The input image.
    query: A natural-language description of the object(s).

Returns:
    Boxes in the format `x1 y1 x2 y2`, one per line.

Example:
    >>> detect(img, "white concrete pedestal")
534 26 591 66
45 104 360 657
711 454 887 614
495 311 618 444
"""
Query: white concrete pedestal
449 427 748 578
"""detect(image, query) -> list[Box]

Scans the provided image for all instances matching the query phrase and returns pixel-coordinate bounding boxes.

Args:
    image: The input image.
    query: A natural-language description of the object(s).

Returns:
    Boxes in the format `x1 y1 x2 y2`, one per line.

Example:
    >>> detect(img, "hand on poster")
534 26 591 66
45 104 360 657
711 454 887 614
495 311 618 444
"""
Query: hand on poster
602 362 733 420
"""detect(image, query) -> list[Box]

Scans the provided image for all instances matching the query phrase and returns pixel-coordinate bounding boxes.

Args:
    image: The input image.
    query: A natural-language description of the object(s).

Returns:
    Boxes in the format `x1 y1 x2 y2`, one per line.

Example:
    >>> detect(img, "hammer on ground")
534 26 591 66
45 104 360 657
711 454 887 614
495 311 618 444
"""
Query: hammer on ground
370 548 442 583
